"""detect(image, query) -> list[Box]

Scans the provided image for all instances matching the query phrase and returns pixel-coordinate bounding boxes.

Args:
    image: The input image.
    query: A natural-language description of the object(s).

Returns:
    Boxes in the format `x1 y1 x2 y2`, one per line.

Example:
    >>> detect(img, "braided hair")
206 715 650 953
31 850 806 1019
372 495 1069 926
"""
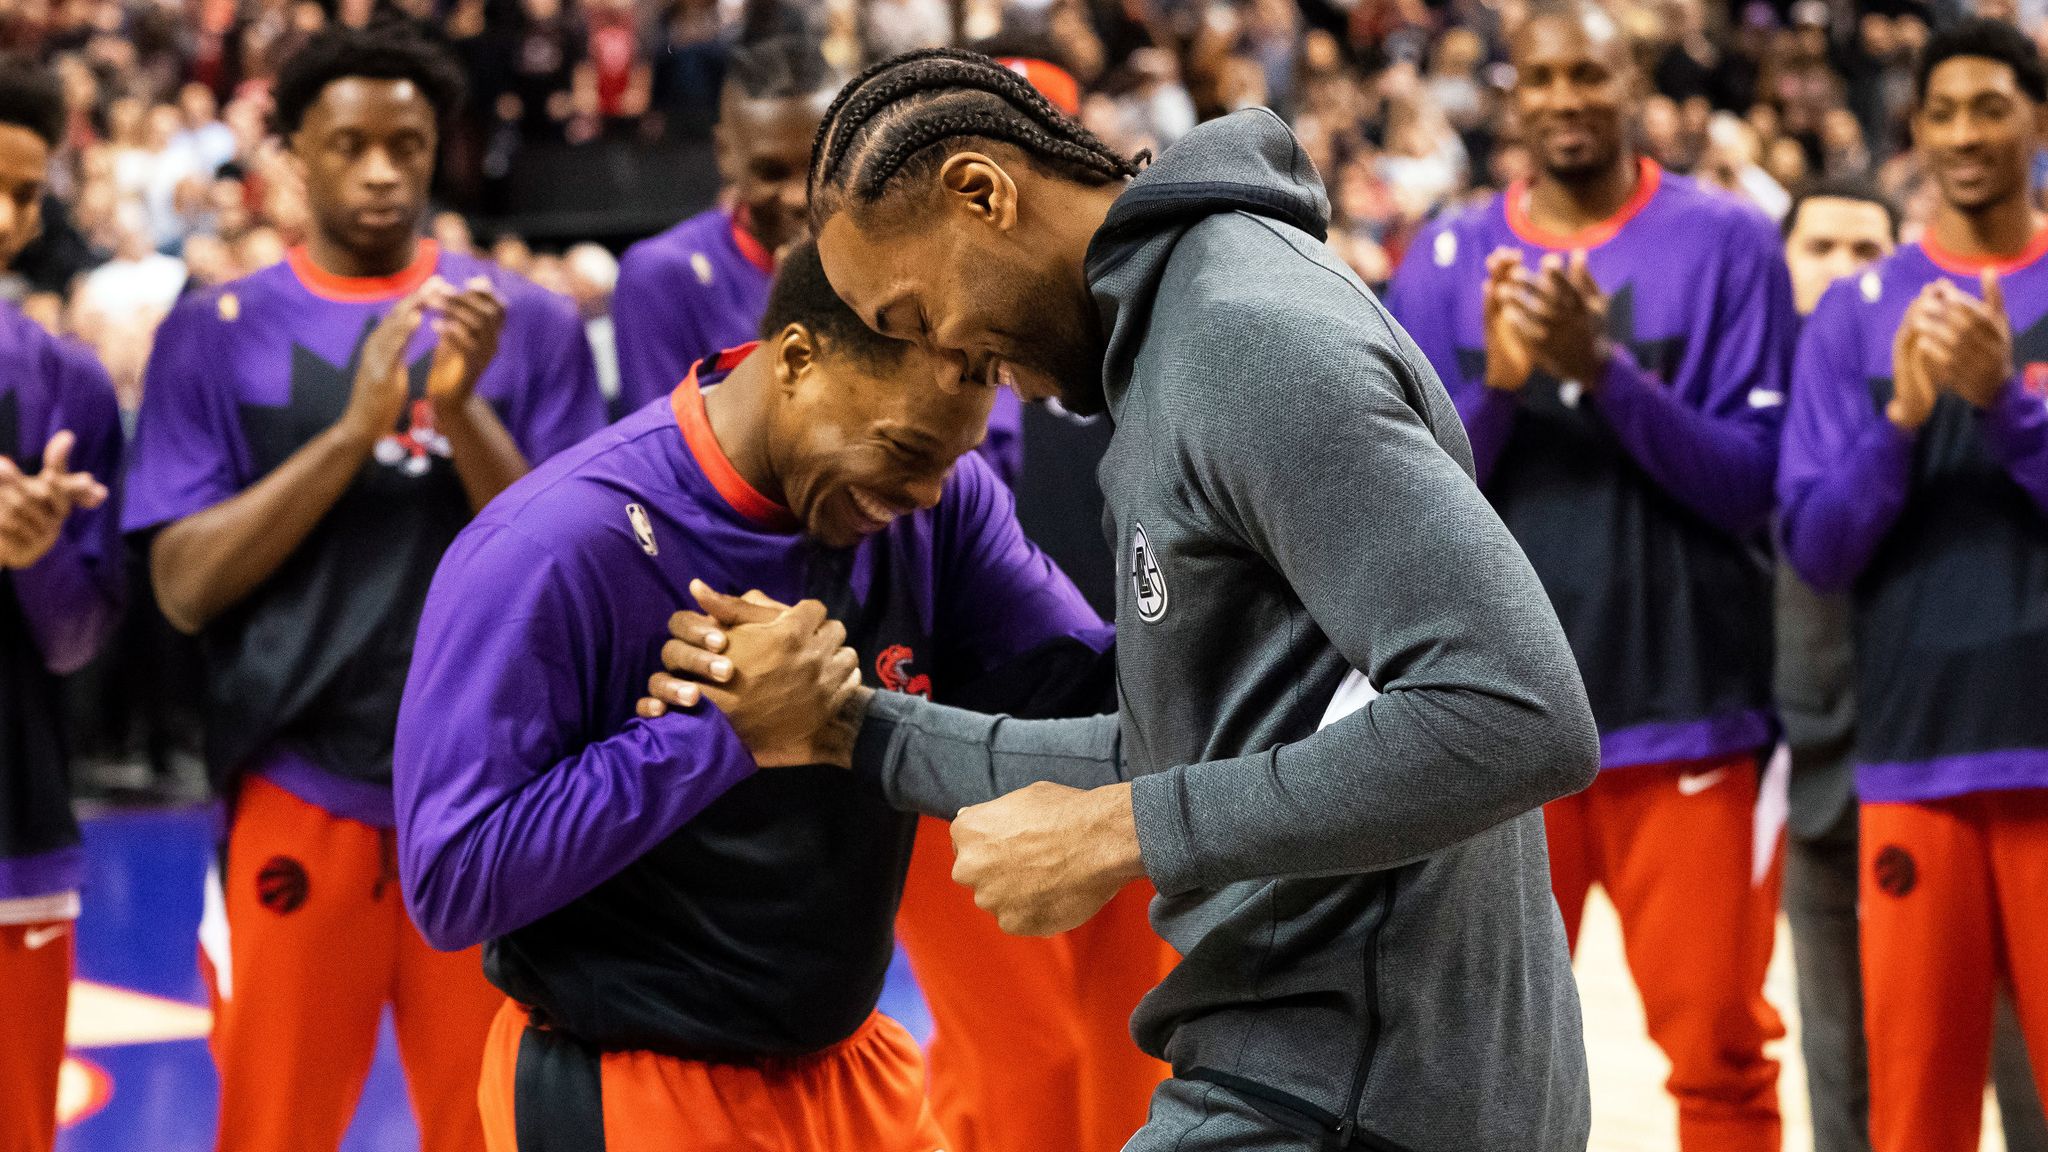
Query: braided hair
807 48 1138 227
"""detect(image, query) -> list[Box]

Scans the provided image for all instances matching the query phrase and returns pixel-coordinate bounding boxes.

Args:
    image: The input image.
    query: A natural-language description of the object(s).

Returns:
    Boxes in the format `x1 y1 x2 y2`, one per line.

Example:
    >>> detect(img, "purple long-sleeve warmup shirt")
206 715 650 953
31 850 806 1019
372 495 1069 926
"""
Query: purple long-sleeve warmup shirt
1385 158 1796 769
613 206 1025 483
1780 234 2048 802
1 301 123 903
122 241 606 824
394 347 1106 1057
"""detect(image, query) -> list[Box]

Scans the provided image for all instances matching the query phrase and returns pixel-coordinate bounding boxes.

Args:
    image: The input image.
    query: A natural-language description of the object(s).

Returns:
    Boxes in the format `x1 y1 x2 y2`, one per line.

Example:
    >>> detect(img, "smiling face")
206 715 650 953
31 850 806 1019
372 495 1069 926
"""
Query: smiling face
1914 55 2041 216
1511 9 1635 184
718 88 831 254
814 154 1107 415
766 326 997 548
292 76 437 262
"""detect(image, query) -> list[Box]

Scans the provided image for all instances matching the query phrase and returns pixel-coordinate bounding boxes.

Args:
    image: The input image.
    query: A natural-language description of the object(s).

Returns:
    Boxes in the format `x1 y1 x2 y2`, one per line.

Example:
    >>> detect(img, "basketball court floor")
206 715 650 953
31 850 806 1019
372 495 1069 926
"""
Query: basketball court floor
53 803 2009 1152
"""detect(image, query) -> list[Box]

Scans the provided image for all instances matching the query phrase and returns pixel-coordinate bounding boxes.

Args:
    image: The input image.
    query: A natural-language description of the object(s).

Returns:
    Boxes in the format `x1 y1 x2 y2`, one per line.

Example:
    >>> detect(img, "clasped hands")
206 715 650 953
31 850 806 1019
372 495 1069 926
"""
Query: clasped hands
635 580 1143 936
1483 247 1612 394
1887 268 2014 431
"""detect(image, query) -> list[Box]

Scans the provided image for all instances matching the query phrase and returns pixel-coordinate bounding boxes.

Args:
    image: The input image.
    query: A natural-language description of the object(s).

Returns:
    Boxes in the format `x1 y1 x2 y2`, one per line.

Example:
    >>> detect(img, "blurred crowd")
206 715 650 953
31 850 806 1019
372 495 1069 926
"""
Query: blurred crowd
0 0 2040 442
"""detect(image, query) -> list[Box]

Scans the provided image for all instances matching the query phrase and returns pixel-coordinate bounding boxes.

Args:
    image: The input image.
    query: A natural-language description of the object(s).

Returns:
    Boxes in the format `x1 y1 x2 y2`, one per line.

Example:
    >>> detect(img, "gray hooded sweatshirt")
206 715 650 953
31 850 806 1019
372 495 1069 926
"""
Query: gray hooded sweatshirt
851 109 1598 1151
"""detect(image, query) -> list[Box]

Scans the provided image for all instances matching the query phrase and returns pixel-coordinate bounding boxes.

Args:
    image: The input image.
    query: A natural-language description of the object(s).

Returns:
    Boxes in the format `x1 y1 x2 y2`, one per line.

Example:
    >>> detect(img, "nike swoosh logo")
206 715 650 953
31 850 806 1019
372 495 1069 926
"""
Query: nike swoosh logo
1677 767 1732 797
22 924 69 950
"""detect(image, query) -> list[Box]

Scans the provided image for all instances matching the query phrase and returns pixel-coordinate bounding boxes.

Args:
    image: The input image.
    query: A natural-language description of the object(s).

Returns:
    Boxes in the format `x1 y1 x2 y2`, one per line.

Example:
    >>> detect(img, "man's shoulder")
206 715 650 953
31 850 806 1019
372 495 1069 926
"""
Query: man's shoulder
621 208 734 280
1161 211 1397 350
441 252 580 331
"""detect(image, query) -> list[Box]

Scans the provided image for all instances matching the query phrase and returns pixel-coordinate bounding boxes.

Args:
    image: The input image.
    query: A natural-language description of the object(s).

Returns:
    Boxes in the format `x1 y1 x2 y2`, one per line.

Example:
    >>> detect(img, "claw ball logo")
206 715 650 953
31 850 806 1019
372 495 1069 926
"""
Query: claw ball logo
1874 845 1917 898
374 399 452 477
876 645 932 699
1131 522 1168 623
256 856 310 915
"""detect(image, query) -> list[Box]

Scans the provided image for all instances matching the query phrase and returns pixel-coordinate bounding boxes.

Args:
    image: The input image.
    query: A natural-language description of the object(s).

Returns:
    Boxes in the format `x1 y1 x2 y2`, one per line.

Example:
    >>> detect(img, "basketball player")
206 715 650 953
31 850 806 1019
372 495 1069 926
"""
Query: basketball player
1780 19 2048 1151
121 25 605 1152
652 48 1600 1151
0 58 122 1152
394 240 1114 1151
623 41 1167 1152
612 36 1026 485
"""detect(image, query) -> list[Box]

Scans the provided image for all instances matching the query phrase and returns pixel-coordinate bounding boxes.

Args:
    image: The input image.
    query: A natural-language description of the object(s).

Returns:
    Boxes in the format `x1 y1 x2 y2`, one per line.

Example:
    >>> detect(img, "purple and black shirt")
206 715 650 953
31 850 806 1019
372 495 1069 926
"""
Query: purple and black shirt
1386 160 1796 770
1780 232 2048 803
394 346 1107 1059
122 241 606 825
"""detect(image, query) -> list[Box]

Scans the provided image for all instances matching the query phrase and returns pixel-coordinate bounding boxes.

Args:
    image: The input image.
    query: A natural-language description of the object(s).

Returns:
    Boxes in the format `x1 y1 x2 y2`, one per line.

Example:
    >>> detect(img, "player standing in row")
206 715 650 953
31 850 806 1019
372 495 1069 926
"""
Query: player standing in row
1779 19 2048 1152
612 36 1025 485
394 241 1108 1150
0 58 123 1152
1385 3 1796 1147
122 25 605 1152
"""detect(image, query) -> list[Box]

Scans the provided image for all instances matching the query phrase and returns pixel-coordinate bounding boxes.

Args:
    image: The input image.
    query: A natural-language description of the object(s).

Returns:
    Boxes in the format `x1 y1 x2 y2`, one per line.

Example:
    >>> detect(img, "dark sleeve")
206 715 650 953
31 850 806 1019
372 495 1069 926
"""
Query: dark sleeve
1383 217 1518 484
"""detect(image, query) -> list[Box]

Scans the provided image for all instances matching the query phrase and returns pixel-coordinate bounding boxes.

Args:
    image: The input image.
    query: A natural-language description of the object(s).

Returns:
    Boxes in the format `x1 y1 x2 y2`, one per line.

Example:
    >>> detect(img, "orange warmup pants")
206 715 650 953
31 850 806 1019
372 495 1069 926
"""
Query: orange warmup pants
205 775 503 1152
896 814 1173 1152
0 917 72 1152
479 1001 947 1152
1862 790 2048 1152
1545 752 1785 1152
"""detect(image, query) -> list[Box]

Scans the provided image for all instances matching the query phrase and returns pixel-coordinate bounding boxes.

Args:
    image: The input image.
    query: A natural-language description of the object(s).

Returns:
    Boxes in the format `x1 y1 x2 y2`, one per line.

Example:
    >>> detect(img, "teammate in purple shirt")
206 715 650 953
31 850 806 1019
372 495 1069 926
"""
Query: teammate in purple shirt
1384 4 1795 1148
0 58 122 1152
612 37 1025 483
395 239 1108 1147
1779 20 2048 1151
121 27 603 1152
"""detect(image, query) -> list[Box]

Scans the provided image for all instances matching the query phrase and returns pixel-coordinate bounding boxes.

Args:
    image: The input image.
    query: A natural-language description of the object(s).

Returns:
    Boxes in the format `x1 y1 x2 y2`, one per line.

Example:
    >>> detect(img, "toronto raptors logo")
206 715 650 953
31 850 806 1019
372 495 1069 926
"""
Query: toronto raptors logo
876 645 932 699
1131 522 1168 623
1874 845 1917 898
256 856 310 915
373 398 452 477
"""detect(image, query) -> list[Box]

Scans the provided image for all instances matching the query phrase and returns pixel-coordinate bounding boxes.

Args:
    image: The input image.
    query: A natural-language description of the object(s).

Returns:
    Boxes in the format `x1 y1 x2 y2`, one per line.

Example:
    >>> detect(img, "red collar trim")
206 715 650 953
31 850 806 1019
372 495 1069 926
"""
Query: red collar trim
671 343 796 530
1921 226 2048 277
287 239 441 302
729 208 775 274
1505 157 1662 251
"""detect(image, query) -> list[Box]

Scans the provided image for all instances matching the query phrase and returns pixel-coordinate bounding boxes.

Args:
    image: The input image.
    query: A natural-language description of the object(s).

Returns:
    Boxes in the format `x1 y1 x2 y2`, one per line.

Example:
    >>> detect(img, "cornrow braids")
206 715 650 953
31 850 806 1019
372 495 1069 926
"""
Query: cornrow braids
807 48 1138 227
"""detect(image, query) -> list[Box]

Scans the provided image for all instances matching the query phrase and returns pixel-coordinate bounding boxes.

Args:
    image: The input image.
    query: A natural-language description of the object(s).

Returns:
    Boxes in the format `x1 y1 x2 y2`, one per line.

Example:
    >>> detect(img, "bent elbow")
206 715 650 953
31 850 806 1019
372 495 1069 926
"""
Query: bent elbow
404 879 485 953
1530 680 1600 802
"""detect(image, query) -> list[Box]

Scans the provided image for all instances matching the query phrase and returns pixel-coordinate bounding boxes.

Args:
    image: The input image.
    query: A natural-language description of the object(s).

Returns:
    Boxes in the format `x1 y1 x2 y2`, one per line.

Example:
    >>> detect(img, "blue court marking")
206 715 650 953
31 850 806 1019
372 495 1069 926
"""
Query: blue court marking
60 805 933 1152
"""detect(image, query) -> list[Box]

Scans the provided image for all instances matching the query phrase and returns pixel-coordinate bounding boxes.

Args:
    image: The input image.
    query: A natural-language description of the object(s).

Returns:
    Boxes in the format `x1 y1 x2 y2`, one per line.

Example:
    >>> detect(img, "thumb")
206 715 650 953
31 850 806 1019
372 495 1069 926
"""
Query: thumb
39 429 74 479
1982 267 2005 318
689 579 782 626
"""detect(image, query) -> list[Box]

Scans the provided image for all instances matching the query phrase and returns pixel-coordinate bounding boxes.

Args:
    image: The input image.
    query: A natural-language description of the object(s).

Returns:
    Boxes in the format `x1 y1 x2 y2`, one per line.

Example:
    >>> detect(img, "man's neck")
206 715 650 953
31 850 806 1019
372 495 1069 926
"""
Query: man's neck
1931 192 2043 262
1526 152 1640 238
700 348 785 507
304 232 419 279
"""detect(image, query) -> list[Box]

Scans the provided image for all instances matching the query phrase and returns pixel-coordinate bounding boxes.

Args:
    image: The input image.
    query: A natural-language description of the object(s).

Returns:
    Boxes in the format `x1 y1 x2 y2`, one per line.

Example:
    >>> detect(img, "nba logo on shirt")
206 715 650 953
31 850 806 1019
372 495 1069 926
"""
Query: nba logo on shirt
626 503 658 556
1132 522 1169 623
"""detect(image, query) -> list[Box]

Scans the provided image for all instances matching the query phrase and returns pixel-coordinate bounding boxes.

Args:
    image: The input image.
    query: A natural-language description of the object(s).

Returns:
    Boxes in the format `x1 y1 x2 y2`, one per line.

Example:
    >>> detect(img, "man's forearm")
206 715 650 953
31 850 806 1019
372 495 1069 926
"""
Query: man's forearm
436 395 530 512
149 422 374 633
851 690 1130 818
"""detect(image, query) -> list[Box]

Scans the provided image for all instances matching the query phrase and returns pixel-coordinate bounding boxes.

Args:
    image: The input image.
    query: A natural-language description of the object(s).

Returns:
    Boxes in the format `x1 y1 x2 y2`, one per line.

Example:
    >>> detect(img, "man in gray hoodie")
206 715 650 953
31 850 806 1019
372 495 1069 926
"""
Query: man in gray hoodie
646 49 1601 1151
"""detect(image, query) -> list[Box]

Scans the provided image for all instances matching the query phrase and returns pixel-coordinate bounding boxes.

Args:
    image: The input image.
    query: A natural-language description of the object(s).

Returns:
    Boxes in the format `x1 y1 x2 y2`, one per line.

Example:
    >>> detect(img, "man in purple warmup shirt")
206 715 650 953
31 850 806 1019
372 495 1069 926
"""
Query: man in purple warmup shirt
1779 20 2048 1152
394 239 1110 1148
1384 3 1796 1147
120 27 604 1152
612 36 1025 484
0 57 122 1152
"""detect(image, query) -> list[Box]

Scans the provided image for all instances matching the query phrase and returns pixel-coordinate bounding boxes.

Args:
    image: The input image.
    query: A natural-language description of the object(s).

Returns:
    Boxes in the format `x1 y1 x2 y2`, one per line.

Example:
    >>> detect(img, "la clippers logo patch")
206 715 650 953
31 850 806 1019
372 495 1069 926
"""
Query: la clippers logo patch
626 503 658 556
256 856 310 915
1874 845 1917 898
1131 522 1168 623
877 645 932 699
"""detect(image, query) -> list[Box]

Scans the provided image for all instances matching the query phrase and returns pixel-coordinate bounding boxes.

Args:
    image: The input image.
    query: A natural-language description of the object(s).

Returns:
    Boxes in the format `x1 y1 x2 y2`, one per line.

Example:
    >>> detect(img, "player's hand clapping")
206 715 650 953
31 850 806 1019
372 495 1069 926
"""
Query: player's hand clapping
1910 268 2014 410
0 430 107 570
1483 248 1535 392
1513 249 1611 388
425 276 507 407
638 580 869 769
338 287 428 444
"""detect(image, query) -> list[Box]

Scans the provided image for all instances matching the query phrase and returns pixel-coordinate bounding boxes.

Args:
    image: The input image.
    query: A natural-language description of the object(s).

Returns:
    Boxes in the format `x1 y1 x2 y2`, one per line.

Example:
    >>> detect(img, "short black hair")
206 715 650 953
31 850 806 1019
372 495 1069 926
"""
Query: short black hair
809 48 1137 227
1916 17 2048 106
759 239 907 367
273 23 468 137
725 35 836 103
0 57 65 149
1784 176 1900 239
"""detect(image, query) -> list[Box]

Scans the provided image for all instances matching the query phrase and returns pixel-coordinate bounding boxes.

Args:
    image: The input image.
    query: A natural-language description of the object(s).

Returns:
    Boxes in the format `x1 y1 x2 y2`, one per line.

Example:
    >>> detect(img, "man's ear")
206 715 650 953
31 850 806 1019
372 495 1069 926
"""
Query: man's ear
773 322 818 395
936 151 1019 231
